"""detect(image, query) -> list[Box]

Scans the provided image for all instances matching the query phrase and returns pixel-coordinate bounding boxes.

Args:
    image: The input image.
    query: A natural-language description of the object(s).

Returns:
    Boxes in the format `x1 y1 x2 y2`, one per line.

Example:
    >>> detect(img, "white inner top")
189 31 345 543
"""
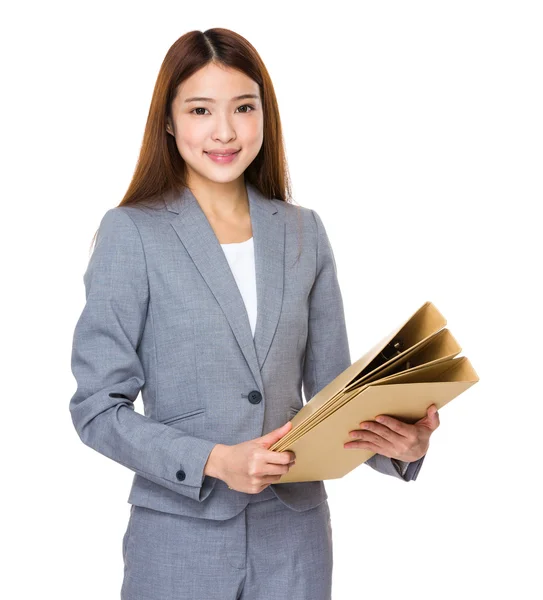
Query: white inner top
220 237 257 338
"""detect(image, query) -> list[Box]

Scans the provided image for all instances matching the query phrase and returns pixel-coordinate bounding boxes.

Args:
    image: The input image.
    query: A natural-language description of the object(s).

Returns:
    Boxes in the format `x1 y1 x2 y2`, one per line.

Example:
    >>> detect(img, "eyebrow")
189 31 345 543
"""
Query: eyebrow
183 93 260 104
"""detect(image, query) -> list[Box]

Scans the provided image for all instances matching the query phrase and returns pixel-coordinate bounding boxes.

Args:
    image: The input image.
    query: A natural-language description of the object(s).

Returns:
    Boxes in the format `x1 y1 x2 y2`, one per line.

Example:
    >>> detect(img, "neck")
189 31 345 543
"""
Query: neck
188 176 249 218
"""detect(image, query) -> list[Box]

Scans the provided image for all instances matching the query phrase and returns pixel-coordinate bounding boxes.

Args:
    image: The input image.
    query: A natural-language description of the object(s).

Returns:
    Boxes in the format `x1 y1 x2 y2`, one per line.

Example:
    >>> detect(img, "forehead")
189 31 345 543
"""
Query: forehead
176 63 259 102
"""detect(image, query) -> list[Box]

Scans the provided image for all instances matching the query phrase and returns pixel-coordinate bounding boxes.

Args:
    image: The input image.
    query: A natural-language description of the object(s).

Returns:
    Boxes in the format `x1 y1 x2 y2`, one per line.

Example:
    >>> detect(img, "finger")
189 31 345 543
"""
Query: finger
266 450 295 464
355 428 416 456
258 462 296 486
261 474 286 485
373 415 412 437
350 425 403 446
344 439 383 452
264 462 294 476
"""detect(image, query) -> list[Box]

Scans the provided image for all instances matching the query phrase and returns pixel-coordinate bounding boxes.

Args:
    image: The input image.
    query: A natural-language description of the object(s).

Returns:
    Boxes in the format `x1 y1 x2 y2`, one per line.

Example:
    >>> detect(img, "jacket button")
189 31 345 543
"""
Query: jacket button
175 469 186 481
248 390 262 404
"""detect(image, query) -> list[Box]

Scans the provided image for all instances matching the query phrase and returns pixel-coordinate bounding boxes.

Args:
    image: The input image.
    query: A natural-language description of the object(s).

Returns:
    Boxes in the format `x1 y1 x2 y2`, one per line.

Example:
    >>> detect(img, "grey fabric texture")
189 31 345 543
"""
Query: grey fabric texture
69 182 424 521
121 497 333 599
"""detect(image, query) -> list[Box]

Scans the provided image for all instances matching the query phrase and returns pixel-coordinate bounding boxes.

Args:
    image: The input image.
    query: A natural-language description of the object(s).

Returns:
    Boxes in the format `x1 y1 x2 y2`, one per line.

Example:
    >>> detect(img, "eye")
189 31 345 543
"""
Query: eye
189 104 255 116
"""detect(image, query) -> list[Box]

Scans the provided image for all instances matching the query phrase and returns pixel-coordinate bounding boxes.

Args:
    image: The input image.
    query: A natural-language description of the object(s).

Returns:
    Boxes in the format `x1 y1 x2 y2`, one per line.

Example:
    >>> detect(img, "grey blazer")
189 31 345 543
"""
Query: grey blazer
69 182 424 521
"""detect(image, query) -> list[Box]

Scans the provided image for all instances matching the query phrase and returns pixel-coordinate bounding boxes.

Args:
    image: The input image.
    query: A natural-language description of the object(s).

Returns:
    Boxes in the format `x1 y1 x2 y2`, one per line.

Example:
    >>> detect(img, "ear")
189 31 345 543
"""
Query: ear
165 120 174 136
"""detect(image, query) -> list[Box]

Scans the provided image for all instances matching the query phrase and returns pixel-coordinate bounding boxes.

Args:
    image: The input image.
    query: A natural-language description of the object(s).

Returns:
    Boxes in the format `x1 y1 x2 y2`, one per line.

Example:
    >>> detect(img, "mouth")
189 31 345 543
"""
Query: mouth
204 150 241 164
204 150 240 156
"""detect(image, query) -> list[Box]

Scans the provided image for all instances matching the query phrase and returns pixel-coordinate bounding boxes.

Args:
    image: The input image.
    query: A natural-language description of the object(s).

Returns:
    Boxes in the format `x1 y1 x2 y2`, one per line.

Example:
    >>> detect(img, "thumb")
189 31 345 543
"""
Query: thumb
416 404 440 428
257 421 293 448
429 404 440 428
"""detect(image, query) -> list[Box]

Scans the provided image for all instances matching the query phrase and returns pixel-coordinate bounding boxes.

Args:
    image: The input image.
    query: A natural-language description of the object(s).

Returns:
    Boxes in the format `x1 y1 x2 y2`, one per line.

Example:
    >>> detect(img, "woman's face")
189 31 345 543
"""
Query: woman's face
167 63 264 187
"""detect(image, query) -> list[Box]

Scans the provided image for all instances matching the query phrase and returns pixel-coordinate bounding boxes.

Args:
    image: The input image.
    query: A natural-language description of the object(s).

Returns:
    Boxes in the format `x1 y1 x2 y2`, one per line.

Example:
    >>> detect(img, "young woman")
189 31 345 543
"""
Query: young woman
69 27 436 600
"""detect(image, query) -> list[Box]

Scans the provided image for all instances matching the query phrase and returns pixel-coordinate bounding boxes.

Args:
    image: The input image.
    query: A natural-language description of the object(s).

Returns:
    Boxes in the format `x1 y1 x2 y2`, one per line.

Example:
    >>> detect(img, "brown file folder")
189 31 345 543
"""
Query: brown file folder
270 301 480 483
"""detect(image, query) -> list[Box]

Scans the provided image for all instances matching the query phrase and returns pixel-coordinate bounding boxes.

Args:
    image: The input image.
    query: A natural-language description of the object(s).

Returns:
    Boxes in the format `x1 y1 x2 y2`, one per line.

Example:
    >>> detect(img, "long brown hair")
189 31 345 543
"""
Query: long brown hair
90 27 299 252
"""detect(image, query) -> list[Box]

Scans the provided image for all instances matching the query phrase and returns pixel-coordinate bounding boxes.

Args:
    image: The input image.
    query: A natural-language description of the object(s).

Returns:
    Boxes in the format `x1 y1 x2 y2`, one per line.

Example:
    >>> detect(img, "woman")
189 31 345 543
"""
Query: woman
69 28 435 600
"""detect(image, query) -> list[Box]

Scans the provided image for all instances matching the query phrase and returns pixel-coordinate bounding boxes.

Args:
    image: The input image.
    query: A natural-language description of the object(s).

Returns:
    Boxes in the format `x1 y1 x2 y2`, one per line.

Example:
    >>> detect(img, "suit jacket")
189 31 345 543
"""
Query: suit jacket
69 182 425 520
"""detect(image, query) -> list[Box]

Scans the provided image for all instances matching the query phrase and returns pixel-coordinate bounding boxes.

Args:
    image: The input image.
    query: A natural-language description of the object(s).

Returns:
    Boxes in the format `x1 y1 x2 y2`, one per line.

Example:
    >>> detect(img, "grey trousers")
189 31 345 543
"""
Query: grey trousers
121 492 333 599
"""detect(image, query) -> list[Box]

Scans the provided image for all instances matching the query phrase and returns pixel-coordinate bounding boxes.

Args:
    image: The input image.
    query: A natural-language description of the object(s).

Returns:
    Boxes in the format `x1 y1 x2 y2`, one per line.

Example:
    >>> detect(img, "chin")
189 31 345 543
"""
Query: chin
202 169 245 185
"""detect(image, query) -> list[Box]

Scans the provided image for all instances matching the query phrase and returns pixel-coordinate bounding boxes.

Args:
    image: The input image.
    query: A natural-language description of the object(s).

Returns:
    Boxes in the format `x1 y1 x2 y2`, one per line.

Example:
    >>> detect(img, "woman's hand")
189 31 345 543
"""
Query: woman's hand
344 404 440 462
215 422 296 494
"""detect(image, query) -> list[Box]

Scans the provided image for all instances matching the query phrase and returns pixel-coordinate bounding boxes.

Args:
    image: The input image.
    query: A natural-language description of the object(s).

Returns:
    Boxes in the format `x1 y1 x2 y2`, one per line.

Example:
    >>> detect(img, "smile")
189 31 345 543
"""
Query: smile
205 150 240 164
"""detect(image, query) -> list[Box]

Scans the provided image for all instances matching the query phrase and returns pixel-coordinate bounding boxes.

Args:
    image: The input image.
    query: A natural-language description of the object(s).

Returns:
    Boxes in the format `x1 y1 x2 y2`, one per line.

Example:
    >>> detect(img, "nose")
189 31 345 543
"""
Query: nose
212 111 236 142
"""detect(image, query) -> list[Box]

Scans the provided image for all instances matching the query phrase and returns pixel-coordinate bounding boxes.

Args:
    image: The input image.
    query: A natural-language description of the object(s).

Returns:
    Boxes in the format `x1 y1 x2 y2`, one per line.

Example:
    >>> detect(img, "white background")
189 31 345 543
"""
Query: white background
2 1 542 598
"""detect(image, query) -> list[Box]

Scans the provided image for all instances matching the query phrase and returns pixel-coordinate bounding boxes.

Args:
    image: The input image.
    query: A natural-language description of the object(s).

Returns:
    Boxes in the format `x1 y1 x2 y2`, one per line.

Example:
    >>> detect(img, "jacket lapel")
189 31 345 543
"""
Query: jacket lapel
164 182 285 391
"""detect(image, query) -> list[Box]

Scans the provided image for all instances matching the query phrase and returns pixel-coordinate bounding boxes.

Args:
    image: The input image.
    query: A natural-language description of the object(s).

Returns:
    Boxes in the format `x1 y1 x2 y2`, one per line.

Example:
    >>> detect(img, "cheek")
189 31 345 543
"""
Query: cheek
245 118 263 142
176 136 205 163
240 120 264 156
175 119 207 152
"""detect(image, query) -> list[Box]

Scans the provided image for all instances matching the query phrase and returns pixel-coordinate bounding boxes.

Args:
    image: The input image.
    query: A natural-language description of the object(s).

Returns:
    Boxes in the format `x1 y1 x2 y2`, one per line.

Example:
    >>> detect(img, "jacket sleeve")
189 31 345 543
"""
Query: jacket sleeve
302 209 351 403
302 209 425 482
382 455 426 481
69 207 218 502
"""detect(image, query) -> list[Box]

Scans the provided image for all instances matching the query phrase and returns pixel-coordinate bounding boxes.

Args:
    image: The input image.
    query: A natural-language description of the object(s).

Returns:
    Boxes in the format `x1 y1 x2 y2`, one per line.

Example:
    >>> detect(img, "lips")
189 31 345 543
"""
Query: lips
205 150 240 156
204 150 241 164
